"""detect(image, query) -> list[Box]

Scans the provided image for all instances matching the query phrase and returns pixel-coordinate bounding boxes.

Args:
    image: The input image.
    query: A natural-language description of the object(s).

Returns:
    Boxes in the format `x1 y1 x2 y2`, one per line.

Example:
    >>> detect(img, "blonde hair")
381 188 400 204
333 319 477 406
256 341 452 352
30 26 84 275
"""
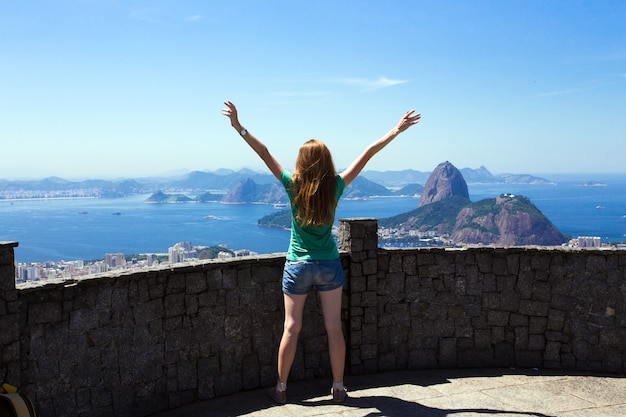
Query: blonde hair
292 139 338 227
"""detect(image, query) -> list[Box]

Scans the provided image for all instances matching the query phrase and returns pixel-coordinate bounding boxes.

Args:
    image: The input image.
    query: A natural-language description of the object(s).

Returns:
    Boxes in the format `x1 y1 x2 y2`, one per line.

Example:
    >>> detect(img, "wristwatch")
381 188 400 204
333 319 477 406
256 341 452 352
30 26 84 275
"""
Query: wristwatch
240 129 248 136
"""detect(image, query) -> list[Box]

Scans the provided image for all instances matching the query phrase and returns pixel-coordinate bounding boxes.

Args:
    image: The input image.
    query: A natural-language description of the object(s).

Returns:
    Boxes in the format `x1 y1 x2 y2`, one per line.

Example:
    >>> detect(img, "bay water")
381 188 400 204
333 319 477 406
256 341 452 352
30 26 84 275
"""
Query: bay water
2 173 625 263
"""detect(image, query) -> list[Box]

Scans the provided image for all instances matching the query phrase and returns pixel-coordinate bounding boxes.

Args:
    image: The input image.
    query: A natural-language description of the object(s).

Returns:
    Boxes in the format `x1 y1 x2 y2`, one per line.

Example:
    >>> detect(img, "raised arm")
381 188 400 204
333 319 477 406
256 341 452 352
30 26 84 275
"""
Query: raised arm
222 101 284 180
340 110 421 186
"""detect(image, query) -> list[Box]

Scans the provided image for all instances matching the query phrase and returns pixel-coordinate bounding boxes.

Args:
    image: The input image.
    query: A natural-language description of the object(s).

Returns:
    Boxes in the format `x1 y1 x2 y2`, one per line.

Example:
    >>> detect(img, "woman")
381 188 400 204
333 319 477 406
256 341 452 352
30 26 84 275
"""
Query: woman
222 101 420 404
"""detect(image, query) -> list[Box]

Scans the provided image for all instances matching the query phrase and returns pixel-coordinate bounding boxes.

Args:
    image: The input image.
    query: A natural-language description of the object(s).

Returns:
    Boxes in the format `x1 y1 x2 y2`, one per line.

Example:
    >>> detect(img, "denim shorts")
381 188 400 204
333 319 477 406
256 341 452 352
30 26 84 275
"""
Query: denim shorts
282 258 346 295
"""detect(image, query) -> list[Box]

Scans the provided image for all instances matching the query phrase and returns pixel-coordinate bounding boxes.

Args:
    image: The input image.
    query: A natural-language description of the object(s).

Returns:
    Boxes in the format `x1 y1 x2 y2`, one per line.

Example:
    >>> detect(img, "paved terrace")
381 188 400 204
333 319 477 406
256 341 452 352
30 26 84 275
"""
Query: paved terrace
151 368 625 417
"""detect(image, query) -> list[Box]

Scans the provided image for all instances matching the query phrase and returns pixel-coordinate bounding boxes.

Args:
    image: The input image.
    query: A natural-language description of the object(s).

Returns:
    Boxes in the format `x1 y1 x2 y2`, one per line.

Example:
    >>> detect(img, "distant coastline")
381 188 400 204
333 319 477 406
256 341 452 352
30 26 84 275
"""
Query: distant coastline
576 181 608 187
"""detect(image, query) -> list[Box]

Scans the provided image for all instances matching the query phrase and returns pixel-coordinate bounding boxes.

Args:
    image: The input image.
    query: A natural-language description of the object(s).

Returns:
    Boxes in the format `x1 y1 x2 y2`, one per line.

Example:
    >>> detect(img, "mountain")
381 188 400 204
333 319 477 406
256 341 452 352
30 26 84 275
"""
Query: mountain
393 183 423 196
196 191 223 202
451 194 566 245
380 196 470 235
0 167 554 201
359 169 431 187
419 162 470 207
171 170 277 191
343 176 393 199
221 178 288 204
380 162 566 246
0 177 145 198
257 209 291 229
361 166 552 186
145 191 193 203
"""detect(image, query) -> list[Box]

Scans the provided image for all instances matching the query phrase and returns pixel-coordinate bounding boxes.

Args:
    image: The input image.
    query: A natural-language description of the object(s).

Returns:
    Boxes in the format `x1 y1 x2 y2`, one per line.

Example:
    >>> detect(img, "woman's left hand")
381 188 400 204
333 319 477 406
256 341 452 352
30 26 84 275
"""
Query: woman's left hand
222 101 240 127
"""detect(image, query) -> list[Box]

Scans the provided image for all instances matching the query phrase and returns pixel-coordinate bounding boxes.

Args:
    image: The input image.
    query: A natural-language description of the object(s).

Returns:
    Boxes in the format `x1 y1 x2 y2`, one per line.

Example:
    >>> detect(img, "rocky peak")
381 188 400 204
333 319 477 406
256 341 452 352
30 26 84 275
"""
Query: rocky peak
418 161 470 207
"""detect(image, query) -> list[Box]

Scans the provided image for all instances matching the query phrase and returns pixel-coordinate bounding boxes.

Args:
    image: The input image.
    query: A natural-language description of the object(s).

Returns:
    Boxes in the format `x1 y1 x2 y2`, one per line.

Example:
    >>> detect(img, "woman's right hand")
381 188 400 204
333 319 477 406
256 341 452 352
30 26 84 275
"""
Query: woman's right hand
396 110 421 133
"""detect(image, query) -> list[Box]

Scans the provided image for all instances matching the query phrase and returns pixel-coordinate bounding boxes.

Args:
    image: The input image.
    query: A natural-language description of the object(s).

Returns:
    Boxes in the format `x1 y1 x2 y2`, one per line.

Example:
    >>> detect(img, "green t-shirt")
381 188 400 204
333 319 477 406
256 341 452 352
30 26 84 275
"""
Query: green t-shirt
280 170 346 261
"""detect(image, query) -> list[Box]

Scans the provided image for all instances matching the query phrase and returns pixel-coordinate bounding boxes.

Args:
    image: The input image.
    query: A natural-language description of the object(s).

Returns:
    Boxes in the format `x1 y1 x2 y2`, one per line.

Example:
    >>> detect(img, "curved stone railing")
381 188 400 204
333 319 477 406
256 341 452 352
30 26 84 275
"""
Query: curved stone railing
1 219 624 416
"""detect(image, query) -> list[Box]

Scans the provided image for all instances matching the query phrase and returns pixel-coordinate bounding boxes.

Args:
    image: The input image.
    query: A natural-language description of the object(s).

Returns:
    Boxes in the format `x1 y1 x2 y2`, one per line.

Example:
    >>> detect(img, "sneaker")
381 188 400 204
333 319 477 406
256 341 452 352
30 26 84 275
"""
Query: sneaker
268 387 286 405
331 386 348 403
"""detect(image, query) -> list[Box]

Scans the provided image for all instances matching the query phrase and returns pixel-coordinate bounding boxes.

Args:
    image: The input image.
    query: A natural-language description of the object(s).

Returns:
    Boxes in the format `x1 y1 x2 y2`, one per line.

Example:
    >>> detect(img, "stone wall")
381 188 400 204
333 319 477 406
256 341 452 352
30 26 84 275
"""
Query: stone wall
0 242 20 392
340 220 626 376
1 219 625 416
1 249 337 417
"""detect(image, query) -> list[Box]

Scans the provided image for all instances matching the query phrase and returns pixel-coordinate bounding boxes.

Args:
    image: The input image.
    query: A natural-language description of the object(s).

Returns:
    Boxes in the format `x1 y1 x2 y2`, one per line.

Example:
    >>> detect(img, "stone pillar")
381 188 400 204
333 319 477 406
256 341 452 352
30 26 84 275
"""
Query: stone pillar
0 242 20 386
338 219 379 374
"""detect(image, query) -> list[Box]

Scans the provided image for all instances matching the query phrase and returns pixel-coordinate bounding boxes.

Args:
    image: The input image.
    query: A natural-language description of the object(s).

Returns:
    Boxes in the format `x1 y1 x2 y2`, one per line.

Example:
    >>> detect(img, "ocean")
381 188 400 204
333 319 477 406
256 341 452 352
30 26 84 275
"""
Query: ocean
2 173 626 263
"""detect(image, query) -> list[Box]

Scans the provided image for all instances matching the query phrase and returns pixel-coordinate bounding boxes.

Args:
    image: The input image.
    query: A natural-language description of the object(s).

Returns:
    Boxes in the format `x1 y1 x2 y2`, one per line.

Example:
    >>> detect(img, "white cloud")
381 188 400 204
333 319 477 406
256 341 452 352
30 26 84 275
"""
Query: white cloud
537 89 578 97
129 9 163 24
184 15 203 22
273 91 330 97
336 76 408 91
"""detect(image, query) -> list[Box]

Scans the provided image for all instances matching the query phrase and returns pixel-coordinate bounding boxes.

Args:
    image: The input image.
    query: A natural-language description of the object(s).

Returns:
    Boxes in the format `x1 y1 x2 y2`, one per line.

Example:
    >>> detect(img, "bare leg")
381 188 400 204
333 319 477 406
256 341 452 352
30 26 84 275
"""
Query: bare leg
277 292 308 384
319 286 345 384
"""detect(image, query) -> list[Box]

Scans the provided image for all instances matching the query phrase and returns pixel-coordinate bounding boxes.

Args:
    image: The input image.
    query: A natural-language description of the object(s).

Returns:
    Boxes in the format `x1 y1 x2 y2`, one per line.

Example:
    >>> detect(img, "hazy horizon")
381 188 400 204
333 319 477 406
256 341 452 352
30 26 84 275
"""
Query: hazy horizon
3 166 626 183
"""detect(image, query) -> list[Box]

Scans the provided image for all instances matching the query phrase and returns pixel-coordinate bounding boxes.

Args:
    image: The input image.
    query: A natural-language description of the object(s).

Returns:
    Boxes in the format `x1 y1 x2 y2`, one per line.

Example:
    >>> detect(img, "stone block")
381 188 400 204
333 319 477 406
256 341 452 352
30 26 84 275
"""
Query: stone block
530 253 551 274
427 303 448 321
351 263 364 281
408 349 437 368
516 270 534 299
515 350 542 368
487 310 509 326
515 327 528 350
364 306 377 324
492 257 508 276
439 338 457 368
454 318 473 339
378 352 396 371
362 323 377 344
474 329 491 349
388 254 403 273
529 317 547 334
500 292 520 312
496 275 516 293
506 253 520 274
402 255 417 275
519 299 550 317
483 292 500 309
491 327 506 344
482 273 496 292
544 341 561 362
454 338 472 352
447 304 466 319
600 327 626 348
166 273 187 294
586 254 607 272
186 272 208 294
30 301 63 324
385 272 405 294
528 334 545 350
550 294 575 311
532 281 552 302
458 348 494 367
361 290 377 307
134 299 164 324
362 258 378 276
360 344 377 360
0 316 19 345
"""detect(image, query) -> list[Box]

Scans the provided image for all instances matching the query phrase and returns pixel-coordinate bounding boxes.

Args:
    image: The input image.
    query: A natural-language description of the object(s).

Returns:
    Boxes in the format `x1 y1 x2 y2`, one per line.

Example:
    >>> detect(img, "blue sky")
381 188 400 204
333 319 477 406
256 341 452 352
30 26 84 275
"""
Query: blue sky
1 0 625 179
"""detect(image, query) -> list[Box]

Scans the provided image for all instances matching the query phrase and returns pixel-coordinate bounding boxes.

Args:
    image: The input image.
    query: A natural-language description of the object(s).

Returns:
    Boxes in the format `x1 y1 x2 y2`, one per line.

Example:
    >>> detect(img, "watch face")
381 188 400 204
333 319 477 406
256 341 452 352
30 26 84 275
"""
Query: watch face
241 129 248 136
